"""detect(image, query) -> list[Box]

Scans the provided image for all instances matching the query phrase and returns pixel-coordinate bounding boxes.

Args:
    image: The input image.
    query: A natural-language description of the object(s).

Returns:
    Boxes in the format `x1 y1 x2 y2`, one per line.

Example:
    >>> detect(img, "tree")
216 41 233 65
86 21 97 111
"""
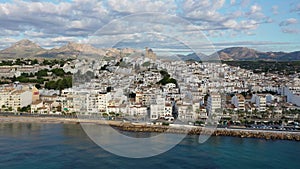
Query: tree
15 58 22 65
51 68 66 77
20 105 31 112
35 84 41 89
109 112 116 116
36 69 48 77
45 80 57 90
45 77 72 90
31 59 39 65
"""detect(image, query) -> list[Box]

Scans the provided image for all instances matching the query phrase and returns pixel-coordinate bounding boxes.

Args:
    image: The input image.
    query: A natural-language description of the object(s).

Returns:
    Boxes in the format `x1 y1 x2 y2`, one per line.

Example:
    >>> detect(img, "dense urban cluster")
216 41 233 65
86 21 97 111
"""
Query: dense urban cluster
1 48 300 129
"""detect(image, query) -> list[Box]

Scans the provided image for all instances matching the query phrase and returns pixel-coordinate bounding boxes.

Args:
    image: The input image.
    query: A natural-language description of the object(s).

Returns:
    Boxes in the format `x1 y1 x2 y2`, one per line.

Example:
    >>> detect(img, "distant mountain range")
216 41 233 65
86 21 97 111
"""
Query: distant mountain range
0 39 299 61
0 39 136 59
213 47 300 61
176 47 300 61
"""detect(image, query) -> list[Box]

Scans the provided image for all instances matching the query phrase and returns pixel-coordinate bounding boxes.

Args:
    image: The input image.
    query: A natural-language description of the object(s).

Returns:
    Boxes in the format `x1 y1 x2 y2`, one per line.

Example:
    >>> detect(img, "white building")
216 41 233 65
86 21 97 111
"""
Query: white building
149 96 165 120
7 90 32 111
231 94 245 111
207 93 222 116
251 94 267 112
60 88 110 114
282 87 300 107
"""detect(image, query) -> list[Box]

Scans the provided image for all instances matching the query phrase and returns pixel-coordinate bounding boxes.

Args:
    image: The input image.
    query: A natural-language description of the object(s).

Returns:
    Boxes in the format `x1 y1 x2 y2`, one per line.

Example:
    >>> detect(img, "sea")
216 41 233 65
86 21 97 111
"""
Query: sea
0 123 299 169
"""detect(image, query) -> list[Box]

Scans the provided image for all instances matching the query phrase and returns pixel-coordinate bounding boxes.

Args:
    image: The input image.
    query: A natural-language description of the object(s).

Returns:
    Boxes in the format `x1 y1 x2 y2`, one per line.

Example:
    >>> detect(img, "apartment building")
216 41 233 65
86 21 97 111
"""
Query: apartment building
207 93 222 116
7 90 32 111
231 94 246 111
251 94 267 112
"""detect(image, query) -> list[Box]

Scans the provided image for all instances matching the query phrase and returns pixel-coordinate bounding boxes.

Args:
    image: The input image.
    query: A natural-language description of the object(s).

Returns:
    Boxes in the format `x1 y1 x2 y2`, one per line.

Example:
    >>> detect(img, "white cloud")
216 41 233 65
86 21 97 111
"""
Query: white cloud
279 18 298 26
222 19 238 28
107 0 177 14
0 0 280 50
246 4 265 19
250 4 262 14
281 28 299 34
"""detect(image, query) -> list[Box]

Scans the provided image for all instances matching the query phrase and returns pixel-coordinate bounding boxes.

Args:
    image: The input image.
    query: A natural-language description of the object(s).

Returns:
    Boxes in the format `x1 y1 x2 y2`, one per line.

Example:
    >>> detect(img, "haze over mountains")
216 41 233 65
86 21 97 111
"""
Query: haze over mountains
0 39 299 61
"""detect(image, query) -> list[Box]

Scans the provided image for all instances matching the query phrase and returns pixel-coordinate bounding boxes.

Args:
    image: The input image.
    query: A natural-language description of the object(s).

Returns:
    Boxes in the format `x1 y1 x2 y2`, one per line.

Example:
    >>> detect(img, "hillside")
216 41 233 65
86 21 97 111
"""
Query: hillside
208 47 299 61
0 39 46 58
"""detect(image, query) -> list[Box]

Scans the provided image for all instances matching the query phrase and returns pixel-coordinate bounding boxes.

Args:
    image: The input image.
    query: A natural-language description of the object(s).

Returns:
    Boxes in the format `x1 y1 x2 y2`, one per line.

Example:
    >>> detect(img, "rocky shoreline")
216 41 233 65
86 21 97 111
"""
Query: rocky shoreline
113 123 300 141
1 116 300 141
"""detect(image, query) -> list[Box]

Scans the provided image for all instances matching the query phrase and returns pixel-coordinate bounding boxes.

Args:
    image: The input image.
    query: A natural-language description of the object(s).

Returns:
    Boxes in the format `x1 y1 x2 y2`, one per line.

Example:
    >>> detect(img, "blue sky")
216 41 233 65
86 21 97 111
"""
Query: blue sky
0 0 299 54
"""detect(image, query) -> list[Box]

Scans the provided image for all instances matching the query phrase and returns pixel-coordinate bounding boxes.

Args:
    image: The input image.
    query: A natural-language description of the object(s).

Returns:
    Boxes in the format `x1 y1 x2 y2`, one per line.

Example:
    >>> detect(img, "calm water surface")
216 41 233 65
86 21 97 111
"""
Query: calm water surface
0 123 299 169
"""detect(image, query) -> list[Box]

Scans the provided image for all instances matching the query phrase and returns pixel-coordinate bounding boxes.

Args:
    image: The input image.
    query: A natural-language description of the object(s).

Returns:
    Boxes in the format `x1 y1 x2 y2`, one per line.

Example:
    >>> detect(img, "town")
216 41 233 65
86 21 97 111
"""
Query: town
0 48 300 131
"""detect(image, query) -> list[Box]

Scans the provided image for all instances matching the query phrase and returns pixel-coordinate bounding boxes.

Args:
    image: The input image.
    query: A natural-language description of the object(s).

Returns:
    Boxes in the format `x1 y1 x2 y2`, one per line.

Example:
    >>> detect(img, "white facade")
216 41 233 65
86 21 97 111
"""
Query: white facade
251 94 267 112
150 95 165 120
60 88 109 114
4 90 32 111
207 93 222 116
150 104 164 120
231 94 245 111
283 87 300 107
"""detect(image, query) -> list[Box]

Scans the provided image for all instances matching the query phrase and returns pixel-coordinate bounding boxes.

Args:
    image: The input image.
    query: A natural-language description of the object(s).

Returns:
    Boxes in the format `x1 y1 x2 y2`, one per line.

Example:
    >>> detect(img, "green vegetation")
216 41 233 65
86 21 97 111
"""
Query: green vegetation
157 70 178 86
0 58 73 67
12 75 46 84
2 59 73 87
142 61 150 67
102 113 108 117
194 121 205 126
18 105 31 112
44 77 72 90
36 69 48 77
8 68 69 85
51 68 70 76
35 84 41 89
41 59 73 67
223 61 300 75
0 80 10 84
162 122 170 126
0 60 14 66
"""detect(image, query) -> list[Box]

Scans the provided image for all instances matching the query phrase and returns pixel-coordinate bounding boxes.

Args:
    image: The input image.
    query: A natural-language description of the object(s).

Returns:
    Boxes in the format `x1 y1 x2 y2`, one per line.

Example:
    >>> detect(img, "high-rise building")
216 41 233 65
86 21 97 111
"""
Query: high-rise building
231 94 245 111
207 93 222 116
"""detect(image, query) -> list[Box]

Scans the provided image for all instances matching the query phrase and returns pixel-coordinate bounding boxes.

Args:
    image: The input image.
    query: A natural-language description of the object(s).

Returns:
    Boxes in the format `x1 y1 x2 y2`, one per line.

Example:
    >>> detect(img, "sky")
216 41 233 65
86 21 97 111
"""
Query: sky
0 0 300 55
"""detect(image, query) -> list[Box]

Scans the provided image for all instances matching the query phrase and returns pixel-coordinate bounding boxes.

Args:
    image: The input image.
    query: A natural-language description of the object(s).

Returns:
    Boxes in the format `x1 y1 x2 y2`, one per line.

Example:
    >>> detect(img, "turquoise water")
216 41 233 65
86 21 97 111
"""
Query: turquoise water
0 123 299 169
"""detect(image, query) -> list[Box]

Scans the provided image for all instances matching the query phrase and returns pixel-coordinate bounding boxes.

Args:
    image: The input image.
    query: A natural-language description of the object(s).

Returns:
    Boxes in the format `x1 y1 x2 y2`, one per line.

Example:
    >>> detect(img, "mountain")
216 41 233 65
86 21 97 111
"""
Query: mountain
36 42 106 58
211 47 300 61
0 39 46 58
0 40 299 60
0 40 135 59
177 52 207 61
213 47 260 60
277 51 300 61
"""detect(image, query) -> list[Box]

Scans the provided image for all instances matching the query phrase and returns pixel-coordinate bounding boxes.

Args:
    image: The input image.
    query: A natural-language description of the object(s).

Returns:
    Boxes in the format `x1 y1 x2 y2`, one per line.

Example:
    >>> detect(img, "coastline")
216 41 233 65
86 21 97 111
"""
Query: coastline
1 116 300 141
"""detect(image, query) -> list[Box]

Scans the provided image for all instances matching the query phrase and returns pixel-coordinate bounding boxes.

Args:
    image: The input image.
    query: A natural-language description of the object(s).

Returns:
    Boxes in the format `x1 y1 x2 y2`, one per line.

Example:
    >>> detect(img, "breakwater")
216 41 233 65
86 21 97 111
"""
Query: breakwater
113 123 300 141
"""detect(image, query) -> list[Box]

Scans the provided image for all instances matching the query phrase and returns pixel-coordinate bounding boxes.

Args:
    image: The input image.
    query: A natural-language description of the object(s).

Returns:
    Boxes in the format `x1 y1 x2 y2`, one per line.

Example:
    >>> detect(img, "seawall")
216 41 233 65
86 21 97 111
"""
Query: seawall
114 123 300 141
